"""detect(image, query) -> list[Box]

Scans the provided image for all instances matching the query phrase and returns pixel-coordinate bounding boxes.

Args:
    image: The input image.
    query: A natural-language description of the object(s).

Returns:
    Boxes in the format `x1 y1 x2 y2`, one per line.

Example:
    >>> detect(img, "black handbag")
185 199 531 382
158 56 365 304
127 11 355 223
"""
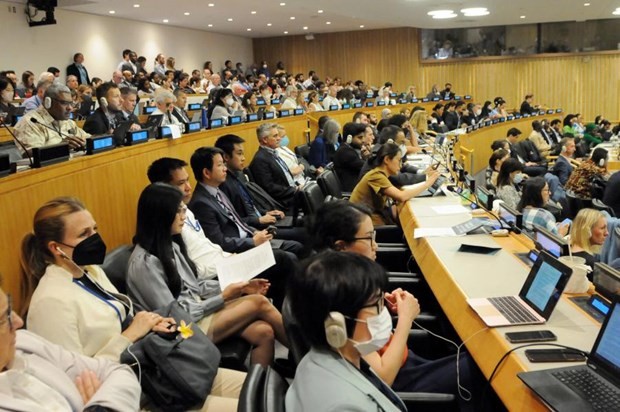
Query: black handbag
120 301 221 412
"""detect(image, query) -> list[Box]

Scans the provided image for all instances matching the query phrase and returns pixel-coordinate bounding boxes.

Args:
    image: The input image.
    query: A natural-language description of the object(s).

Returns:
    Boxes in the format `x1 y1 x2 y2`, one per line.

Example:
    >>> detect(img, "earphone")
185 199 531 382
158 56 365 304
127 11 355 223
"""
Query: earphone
324 311 348 349
346 134 353 145
561 144 567 153
55 246 69 259
43 96 52 109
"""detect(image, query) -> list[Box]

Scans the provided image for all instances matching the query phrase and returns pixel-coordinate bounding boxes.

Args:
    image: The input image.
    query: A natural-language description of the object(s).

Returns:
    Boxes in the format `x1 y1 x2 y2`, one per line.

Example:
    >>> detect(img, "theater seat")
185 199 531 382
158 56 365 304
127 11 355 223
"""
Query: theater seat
300 181 325 215
294 143 310 161
238 364 266 412
317 169 350 199
262 367 288 412
102 245 252 372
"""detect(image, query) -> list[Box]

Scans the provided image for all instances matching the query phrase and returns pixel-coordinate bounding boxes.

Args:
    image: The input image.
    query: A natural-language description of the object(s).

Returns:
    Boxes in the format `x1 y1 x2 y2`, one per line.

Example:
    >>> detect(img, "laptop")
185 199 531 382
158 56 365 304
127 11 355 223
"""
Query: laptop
467 250 572 327
518 296 620 412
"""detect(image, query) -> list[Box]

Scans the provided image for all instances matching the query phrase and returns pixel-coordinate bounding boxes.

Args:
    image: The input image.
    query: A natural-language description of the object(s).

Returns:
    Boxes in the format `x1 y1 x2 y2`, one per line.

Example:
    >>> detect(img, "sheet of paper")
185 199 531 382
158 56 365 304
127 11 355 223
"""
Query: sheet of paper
215 242 275 290
413 227 457 239
169 124 182 139
431 205 470 215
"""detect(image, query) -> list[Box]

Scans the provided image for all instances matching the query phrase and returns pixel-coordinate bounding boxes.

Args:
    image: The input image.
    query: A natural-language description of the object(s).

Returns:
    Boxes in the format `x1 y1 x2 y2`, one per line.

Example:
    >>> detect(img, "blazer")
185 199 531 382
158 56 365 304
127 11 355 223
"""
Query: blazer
220 170 263 228
66 63 90 85
249 146 297 206
83 108 125 137
188 182 257 253
552 155 574 186
334 143 365 192
1 330 140 412
172 106 191 123
308 135 328 167
285 348 405 412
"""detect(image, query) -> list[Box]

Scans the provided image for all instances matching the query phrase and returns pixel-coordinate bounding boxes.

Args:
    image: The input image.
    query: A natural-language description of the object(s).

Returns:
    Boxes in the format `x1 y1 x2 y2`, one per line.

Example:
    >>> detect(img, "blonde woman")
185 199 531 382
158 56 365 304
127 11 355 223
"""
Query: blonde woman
570 208 609 274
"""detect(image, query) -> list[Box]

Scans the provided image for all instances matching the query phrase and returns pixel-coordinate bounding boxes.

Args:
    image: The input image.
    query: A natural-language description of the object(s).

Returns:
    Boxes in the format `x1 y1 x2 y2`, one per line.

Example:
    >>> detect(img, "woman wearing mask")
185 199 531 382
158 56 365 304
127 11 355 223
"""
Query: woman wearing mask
570 208 609 273
22 197 247 411
350 142 440 226
208 88 235 123
518 177 570 236
127 183 289 367
257 61 271 79
496 158 525 209
485 148 510 193
241 91 257 114
276 124 306 185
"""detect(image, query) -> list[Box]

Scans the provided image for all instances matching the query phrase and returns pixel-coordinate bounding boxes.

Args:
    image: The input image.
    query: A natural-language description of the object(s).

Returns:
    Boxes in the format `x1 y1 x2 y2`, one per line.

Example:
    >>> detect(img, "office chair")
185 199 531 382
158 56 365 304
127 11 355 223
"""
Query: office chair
592 198 616 217
294 143 310 161
300 181 325 215
565 191 593 219
238 364 266 412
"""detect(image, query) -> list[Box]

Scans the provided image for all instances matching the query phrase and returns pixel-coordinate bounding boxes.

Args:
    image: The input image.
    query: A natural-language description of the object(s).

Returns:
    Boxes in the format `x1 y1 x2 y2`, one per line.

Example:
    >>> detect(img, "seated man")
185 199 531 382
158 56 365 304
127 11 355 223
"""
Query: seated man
83 82 126 137
440 82 455 100
150 89 183 128
14 83 89 155
334 122 367 192
506 127 547 177
171 89 191 123
279 86 298 110
520 93 539 115
0 286 141 410
552 137 577 186
20 79 52 113
321 85 341 111
249 123 301 209
118 86 142 126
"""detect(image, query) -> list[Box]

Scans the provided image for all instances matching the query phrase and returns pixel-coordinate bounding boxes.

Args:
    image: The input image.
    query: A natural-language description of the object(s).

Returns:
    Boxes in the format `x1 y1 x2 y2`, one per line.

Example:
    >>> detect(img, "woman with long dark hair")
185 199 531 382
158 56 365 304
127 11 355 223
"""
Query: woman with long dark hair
518 177 569 235
207 88 234 123
127 183 288 366
496 158 524 209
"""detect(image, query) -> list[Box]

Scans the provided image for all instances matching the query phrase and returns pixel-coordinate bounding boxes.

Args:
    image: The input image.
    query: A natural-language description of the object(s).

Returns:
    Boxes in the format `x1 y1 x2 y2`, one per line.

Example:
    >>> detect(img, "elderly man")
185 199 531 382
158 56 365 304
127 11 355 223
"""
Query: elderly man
21 79 52 113
14 83 89 155
207 73 222 100
279 86 298 110
249 123 301 208
321 85 341 110
111 70 123 86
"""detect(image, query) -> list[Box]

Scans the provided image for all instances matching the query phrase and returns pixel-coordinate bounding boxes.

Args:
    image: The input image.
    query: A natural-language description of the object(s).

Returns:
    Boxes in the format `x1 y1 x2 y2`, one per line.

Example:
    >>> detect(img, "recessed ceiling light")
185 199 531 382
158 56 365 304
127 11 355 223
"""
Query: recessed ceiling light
360 25 365 28
290 16 295 20
280 2 286 6
108 10 115 14
520 15 526 18
303 26 308 30
208 23 213 27
613 8 620 15
584 2 590 6
163 19 169 23
283 31 288 34
227 18 233 21
428 9 457 19
247 28 252 31
208 3 214 7
251 10 257 14
133 4 140 8
267 23 272 26
318 9 323 13
461 7 489 16
326 21 331 24
184 12 190 16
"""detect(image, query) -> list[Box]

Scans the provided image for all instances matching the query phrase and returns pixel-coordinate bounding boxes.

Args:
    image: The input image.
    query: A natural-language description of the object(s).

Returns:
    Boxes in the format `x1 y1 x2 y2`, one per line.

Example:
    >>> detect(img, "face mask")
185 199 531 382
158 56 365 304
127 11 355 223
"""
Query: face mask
350 307 392 356
513 173 524 185
279 135 290 147
2 90 13 102
60 233 107 266
225 96 234 106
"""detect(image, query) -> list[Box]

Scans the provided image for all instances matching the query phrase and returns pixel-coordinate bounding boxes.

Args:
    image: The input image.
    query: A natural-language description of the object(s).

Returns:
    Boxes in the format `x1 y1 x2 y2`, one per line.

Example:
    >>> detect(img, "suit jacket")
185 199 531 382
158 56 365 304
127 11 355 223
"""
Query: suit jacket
172 106 191 123
188 183 256 253
220 170 263 228
334 143 365 192
250 146 297 206
83 109 124 135
66 63 90 85
285 348 405 412
552 155 574 186
443 111 459 131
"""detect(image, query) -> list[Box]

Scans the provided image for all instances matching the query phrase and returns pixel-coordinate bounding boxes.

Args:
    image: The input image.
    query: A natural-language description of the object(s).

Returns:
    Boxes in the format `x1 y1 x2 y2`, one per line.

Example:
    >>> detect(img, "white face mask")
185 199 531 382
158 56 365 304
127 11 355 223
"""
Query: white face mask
225 96 234 106
1 90 13 102
350 307 392 356
513 172 524 185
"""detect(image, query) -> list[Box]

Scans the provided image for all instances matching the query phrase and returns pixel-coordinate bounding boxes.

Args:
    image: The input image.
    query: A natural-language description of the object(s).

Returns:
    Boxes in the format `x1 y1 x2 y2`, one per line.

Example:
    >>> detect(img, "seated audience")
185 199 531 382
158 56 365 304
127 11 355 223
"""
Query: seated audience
322 85 341 110
275 124 307 185
15 70 35 98
83 82 125 137
21 79 52 113
0 77 15 124
307 91 323 112
150 89 183 128
0 284 141 411
171 89 191 123
583 123 602 147
570 208 609 273
528 120 552 158
387 114 421 154
334 122 368 192
128 183 289 367
485 148 509 192
603 171 620 217
350 143 439 225
440 82 455 100
490 98 508 119
442 101 459 130
518 177 569 236
136 77 154 98
308 115 334 168
426 84 440 100
565 147 608 198
14 83 89 154
505 127 546 177
552 137 576 186
66 75 79 91
280 86 298 110
118 87 141 125
241 91 257 114
496 158 524 209
208 88 235 124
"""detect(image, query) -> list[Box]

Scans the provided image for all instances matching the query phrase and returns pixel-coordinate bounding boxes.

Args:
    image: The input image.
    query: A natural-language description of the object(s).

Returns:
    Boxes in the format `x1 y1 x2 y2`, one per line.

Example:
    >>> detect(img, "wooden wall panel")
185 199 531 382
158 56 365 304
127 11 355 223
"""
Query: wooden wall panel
254 28 620 120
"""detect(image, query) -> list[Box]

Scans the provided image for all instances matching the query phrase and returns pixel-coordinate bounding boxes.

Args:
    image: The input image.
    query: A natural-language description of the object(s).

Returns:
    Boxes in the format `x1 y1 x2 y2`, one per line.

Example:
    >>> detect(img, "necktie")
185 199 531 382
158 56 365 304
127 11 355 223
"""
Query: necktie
215 190 254 237
273 153 296 186
235 178 262 217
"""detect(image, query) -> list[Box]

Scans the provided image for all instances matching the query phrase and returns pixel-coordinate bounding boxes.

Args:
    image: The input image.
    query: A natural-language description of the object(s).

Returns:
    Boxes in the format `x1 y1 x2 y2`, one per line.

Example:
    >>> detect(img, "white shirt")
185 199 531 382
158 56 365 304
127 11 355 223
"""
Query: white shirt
277 146 306 185
280 97 298 110
322 95 341 110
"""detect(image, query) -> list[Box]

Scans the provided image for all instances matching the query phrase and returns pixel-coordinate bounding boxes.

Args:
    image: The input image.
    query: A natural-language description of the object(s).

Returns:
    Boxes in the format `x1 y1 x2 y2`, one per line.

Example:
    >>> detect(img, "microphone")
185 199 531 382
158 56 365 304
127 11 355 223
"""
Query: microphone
445 185 511 232
30 118 85 150
0 119 33 166
421 148 456 183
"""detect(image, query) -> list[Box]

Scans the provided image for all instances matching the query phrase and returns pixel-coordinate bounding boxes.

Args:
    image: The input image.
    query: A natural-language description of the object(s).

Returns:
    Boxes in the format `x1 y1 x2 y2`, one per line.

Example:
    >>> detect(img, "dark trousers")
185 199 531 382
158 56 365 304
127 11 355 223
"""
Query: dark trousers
258 249 297 310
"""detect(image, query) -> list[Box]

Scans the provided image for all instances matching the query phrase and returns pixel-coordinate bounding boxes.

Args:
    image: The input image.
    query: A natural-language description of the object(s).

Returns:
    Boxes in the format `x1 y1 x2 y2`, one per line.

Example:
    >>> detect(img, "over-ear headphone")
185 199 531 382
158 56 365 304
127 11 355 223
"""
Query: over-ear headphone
324 312 348 349
44 96 52 109
99 97 108 109
346 134 353 145
561 144 567 153
599 157 606 167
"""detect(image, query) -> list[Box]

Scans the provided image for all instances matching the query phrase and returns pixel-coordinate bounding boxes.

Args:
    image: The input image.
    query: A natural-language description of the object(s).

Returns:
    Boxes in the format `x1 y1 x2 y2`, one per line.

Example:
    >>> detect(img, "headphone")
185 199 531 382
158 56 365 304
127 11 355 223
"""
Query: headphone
346 134 353 145
99 97 108 110
599 157 606 167
324 312 348 349
561 144 567 153
43 96 52 109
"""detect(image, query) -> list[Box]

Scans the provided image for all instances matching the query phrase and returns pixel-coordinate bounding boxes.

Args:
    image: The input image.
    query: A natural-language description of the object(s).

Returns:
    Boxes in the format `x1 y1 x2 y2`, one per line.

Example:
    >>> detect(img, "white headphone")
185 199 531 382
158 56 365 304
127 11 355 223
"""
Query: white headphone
43 96 52 109
324 312 348 349
346 134 353 145
99 97 108 109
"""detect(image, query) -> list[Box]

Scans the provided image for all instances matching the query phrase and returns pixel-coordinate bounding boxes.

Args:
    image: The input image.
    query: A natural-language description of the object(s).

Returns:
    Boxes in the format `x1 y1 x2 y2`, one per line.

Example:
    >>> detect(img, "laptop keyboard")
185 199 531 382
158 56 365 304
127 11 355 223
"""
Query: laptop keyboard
488 296 539 324
552 368 620 411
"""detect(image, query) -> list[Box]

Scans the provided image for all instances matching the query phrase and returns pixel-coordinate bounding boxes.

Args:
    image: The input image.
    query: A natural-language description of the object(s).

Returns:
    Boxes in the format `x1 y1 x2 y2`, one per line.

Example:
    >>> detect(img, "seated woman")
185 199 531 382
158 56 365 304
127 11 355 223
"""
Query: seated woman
208 88 235 124
485 148 509 193
570 208 609 274
305 201 484 410
0 285 141 411
307 91 324 113
241 91 257 114
350 142 440 226
496 158 524 209
565 147 608 199
127 183 289 366
286 251 407 411
137 77 155 99
489 97 508 119
518 177 570 236
23 197 245 411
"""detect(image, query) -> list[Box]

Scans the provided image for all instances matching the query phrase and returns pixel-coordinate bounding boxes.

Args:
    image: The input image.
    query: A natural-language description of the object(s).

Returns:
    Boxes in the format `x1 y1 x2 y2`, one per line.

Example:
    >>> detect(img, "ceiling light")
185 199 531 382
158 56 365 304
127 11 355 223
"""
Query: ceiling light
427 9 454 16
326 21 331 24
208 3 214 7
461 7 489 16
584 3 590 6
227 18 233 21
520 15 526 18
283 31 288 34
613 8 620 15
267 23 272 26
280 2 286 6
247 28 252 31
163 19 169 23
208 23 213 27
431 12 457 19
290 16 295 20
359 25 365 28
303 26 308 30
133 4 140 8
108 10 115 14
251 11 257 14
318 9 323 13
184 12 190 16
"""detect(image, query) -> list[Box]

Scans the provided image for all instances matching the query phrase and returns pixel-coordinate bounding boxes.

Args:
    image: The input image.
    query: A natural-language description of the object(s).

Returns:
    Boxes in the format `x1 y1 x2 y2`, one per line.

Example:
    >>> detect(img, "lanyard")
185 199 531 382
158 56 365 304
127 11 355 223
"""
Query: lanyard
73 279 124 330
185 215 201 232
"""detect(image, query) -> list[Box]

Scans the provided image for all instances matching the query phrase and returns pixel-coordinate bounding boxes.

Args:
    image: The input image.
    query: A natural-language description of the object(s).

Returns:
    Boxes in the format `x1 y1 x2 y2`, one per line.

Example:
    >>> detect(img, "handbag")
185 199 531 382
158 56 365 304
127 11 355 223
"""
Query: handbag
120 301 221 412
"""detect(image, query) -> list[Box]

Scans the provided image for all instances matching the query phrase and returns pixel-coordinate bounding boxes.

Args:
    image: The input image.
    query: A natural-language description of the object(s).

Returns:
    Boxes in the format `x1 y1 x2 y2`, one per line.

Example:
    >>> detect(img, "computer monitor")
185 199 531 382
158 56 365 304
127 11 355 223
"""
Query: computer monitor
499 203 522 229
475 186 494 211
533 224 568 258
593 263 620 301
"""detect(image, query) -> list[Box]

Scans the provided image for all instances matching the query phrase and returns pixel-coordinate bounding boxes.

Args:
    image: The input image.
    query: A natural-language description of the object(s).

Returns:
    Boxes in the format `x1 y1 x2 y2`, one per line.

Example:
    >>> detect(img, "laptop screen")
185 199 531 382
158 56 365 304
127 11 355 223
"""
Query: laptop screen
519 251 571 318
590 300 620 377
536 230 562 258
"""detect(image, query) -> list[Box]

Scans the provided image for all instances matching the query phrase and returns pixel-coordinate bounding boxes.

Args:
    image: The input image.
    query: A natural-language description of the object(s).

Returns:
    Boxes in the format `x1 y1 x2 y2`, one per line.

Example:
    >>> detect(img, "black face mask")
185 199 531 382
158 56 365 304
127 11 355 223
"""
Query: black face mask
60 233 107 266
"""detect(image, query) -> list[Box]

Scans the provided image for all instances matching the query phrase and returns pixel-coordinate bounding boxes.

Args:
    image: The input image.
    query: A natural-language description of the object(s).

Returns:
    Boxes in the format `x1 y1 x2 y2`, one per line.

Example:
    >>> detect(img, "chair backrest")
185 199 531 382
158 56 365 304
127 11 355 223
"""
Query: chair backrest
317 169 343 199
281 297 310 367
301 181 325 215
238 364 266 412
262 367 289 412
592 198 616 217
101 245 134 294
565 191 593 219
294 143 310 161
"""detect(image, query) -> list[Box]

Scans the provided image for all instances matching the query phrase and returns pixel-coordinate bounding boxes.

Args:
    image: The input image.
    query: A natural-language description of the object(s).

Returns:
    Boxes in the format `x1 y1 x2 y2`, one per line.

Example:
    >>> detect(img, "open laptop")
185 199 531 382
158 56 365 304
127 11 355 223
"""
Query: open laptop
518 296 620 412
467 250 572 327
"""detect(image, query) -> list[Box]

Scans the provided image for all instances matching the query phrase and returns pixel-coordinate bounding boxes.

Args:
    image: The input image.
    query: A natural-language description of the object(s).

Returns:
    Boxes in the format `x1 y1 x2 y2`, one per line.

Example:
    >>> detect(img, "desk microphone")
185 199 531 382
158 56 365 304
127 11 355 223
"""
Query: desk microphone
445 186 509 232
421 148 457 183
30 118 85 150
0 120 33 166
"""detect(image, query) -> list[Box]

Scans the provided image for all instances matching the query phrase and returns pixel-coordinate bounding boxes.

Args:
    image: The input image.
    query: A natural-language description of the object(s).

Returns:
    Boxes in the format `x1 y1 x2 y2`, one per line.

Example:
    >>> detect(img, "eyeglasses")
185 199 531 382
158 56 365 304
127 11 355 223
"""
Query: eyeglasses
352 230 376 244
0 294 13 331
52 98 74 107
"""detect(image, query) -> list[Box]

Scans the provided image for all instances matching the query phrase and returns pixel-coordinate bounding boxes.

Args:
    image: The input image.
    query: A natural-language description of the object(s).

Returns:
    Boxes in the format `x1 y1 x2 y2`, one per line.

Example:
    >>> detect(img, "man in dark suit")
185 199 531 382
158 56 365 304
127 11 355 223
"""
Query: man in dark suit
83 82 126 140
519 94 539 115
119 87 141 125
439 82 455 100
171 89 191 123
506 127 546 177
552 137 576 186
334 122 367 192
249 123 300 208
66 53 90 86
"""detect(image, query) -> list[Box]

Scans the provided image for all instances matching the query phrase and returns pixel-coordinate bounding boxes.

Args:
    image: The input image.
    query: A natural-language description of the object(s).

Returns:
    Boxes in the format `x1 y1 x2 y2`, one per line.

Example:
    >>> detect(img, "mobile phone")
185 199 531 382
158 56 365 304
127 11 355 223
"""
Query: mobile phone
505 330 557 343
266 226 277 235
561 218 572 226
525 349 586 363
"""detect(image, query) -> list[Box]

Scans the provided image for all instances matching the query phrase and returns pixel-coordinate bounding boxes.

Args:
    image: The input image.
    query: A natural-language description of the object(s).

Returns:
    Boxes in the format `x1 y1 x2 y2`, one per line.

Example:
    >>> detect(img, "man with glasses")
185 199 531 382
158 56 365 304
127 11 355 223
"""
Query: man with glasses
14 83 89 156
0 288 141 410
